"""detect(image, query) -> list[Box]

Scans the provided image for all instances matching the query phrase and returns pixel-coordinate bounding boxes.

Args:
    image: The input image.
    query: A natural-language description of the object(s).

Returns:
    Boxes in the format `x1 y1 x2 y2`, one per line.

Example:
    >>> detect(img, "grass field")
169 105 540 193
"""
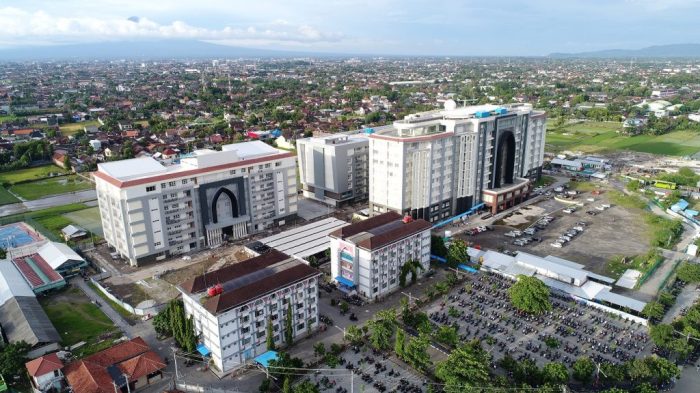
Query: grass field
0 165 68 185
546 121 700 156
34 214 73 239
40 287 119 357
63 206 103 237
10 174 94 200
0 187 19 206
59 120 99 136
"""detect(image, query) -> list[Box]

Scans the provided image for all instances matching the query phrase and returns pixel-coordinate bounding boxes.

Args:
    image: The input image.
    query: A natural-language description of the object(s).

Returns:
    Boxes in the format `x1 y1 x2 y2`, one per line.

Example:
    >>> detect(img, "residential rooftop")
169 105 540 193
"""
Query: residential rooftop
329 211 432 250
181 249 320 315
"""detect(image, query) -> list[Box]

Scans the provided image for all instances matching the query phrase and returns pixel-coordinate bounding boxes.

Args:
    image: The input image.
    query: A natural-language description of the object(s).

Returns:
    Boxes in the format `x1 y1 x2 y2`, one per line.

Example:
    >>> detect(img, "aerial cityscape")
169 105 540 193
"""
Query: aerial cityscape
4 1 700 393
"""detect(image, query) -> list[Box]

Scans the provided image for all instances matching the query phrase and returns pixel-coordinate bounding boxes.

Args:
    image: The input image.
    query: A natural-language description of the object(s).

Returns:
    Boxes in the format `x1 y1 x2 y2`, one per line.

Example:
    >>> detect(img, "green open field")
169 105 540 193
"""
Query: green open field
59 120 99 136
0 187 19 206
0 164 68 185
63 206 103 237
40 287 119 357
546 121 700 156
10 174 94 200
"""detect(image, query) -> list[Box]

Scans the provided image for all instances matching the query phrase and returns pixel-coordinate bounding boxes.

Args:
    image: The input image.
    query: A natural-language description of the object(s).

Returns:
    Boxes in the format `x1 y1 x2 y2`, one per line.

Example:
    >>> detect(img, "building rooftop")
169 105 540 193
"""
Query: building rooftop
26 352 63 377
95 141 294 188
37 241 85 270
329 212 431 251
12 253 66 292
181 249 320 315
0 261 34 304
256 217 350 259
64 337 165 393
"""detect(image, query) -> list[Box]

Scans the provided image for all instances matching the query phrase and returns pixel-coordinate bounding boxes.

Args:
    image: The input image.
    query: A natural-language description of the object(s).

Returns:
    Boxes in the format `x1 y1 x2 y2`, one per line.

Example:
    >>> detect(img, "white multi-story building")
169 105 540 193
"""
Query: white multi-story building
178 250 321 373
297 134 369 206
328 211 432 301
94 141 298 266
368 102 546 219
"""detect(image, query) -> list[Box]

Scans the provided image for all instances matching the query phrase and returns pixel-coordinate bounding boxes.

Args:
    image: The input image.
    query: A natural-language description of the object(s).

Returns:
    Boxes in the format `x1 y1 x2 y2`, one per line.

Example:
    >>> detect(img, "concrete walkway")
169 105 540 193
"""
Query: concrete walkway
72 278 135 337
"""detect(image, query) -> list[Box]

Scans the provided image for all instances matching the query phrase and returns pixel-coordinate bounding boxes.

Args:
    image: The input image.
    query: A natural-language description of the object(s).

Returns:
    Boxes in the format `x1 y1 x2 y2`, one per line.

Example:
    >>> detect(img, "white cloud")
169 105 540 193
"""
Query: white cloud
0 7 343 47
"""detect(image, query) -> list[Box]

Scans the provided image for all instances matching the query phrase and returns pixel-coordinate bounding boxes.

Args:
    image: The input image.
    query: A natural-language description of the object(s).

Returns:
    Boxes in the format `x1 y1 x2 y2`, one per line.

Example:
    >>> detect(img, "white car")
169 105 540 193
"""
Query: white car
550 242 563 248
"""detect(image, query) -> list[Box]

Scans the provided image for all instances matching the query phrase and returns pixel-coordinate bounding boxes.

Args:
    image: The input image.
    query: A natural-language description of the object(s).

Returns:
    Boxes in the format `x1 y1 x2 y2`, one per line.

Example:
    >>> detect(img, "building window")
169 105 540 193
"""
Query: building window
146 186 156 192
297 322 305 330
169 181 176 187
182 179 188 185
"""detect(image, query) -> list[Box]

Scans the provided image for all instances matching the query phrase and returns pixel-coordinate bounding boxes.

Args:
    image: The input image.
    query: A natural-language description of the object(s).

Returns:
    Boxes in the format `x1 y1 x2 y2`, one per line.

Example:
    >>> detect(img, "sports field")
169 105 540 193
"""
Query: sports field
10 174 94 200
546 121 700 156
0 187 19 205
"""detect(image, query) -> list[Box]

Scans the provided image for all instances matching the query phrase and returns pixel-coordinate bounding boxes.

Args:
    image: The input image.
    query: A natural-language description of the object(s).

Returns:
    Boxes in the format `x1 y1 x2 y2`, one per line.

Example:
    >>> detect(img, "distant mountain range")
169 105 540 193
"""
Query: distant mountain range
0 40 334 61
549 43 700 58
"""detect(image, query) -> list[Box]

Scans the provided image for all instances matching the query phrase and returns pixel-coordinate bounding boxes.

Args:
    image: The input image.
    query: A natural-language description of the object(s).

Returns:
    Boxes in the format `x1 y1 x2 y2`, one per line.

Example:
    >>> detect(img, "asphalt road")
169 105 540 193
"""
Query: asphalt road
0 189 96 216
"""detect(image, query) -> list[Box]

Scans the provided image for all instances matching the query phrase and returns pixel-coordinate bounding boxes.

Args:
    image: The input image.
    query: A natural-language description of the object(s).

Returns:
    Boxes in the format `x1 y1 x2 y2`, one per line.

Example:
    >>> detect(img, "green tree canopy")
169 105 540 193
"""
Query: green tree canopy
0 341 30 382
435 340 492 393
572 357 595 384
447 239 470 268
542 362 569 385
649 323 674 347
508 275 552 314
431 235 448 258
402 333 431 371
642 301 665 321
676 262 700 283
367 309 396 350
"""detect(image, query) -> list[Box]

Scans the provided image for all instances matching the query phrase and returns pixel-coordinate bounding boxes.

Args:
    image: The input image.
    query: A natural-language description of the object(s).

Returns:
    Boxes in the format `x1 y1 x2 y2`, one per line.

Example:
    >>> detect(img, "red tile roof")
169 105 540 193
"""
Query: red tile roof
64 337 165 393
329 211 431 250
12 253 64 289
26 352 63 377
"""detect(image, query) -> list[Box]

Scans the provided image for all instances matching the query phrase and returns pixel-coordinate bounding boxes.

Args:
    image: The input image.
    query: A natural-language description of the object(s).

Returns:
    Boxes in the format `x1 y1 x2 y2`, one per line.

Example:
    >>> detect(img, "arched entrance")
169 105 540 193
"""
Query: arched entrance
211 188 239 224
493 131 515 188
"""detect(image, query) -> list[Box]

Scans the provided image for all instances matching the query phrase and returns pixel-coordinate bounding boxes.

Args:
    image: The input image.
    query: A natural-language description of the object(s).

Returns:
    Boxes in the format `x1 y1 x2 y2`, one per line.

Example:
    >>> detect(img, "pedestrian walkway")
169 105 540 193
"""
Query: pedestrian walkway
72 278 135 337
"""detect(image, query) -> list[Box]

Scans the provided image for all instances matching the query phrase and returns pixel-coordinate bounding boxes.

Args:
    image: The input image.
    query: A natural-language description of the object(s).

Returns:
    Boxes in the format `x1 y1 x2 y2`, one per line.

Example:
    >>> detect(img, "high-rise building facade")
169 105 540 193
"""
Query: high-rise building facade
94 141 297 266
297 134 369 206
369 102 546 220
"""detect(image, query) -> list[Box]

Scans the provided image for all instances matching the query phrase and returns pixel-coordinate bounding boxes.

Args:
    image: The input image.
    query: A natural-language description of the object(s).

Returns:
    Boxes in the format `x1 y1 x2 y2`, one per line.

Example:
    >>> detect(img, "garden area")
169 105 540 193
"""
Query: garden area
0 164 69 185
40 287 121 358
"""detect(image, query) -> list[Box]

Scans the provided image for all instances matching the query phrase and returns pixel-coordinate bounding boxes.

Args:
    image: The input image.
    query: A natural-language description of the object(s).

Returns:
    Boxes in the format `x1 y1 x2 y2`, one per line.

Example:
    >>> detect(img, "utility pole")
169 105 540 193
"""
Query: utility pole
351 369 354 393
172 348 179 380
401 292 416 307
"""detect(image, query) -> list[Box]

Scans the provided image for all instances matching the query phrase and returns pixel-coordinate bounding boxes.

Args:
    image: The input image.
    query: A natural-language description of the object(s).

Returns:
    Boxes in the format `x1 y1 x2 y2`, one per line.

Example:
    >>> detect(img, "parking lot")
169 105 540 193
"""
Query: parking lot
423 271 651 369
457 189 650 275
301 346 427 393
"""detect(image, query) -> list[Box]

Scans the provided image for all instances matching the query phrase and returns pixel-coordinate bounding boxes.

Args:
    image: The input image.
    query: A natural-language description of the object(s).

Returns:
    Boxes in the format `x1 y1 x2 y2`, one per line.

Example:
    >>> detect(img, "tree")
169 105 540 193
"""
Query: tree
367 309 396 350
394 328 406 358
0 341 30 382
293 381 320 393
399 259 422 287
513 359 542 386
572 357 595 384
345 325 364 346
640 355 680 385
542 362 569 385
508 275 551 314
285 303 294 347
642 301 664 321
435 341 492 393
649 324 674 347
313 342 326 359
63 154 72 170
0 247 6 260
447 239 469 268
266 317 276 350
403 334 431 371
282 377 291 393
431 235 448 258
676 262 700 283
434 325 458 347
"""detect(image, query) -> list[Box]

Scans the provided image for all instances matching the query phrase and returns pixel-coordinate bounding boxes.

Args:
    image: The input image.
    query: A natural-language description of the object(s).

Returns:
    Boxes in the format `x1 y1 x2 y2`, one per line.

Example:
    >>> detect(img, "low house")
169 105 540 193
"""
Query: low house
64 337 166 393
25 353 65 393
52 150 69 169
61 225 88 241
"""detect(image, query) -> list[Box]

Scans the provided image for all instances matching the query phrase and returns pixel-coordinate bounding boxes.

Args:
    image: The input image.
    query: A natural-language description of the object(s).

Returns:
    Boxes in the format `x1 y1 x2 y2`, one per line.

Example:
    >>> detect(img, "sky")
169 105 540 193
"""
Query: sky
1 0 699 56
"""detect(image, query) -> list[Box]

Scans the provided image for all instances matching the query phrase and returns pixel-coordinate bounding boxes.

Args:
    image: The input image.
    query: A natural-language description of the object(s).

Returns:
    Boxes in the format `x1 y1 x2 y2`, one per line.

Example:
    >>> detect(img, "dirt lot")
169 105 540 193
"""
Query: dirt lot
461 189 650 275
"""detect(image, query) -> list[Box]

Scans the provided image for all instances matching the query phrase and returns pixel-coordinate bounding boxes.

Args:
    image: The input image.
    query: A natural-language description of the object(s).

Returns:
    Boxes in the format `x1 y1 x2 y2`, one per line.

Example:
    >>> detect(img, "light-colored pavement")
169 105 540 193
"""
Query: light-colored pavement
0 189 97 217
663 285 698 324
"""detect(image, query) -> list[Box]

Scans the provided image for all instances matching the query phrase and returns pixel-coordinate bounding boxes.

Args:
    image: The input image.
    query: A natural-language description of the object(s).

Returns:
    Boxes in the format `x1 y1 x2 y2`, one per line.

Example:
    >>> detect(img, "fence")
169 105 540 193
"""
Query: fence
635 254 666 288
658 259 683 293
89 278 164 317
